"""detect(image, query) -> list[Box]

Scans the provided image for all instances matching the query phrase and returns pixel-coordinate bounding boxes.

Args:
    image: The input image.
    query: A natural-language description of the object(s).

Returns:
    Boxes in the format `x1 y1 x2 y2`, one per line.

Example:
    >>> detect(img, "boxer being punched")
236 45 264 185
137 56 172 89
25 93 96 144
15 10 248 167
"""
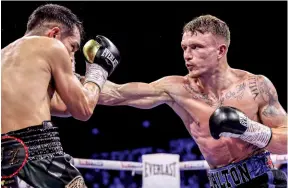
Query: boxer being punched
1 4 120 188
98 15 287 187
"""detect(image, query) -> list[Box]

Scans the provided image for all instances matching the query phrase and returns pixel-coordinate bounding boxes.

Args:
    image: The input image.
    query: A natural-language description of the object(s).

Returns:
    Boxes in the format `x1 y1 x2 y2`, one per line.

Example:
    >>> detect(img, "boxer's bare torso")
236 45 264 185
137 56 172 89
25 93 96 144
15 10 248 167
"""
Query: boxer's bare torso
2 36 56 133
98 19 286 171
162 70 264 168
100 68 271 168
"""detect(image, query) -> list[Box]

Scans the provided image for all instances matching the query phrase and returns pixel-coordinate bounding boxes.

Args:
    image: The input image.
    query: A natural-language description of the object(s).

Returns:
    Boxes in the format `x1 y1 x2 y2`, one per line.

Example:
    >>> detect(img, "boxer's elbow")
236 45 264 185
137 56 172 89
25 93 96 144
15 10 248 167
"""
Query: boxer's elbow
70 102 95 121
72 83 101 121
75 115 91 122
51 110 72 118
72 108 93 121
50 92 72 117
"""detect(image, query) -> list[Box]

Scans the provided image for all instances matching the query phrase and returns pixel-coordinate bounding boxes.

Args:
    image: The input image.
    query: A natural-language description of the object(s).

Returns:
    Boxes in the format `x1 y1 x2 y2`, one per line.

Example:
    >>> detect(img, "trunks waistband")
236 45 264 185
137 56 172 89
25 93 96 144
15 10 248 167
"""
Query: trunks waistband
208 151 274 188
1 121 64 161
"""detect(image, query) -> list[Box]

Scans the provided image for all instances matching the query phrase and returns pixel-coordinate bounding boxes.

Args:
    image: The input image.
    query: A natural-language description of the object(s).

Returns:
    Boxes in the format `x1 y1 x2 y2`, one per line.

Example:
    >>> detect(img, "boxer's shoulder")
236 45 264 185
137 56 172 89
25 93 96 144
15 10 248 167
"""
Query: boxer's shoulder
18 36 67 54
25 37 70 64
152 75 184 86
161 75 187 84
45 37 67 51
229 68 264 89
230 68 254 80
15 37 69 68
231 69 277 106
152 75 186 93
230 68 270 82
234 69 275 93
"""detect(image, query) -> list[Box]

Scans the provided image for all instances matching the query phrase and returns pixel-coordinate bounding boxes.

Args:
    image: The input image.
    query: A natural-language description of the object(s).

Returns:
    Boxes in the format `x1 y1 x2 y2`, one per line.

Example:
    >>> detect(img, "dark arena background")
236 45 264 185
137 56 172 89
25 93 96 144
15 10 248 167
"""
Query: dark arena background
1 1 287 188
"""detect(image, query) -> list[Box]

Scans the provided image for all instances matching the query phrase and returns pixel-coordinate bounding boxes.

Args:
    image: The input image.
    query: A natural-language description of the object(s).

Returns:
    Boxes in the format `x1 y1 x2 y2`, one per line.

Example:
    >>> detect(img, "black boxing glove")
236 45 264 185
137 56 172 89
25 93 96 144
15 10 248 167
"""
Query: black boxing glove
209 106 272 148
83 35 120 89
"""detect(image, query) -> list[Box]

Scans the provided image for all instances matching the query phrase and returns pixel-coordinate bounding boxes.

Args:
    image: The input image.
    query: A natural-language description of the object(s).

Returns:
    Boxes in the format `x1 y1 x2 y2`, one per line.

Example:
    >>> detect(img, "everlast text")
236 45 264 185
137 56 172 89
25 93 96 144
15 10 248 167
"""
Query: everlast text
144 162 177 177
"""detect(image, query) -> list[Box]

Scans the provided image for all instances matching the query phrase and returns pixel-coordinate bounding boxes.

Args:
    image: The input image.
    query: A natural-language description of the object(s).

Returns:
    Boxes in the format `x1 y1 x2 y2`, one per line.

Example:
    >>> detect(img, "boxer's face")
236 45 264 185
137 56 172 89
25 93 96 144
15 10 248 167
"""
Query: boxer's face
181 31 222 78
61 27 81 64
48 26 80 68
62 28 80 71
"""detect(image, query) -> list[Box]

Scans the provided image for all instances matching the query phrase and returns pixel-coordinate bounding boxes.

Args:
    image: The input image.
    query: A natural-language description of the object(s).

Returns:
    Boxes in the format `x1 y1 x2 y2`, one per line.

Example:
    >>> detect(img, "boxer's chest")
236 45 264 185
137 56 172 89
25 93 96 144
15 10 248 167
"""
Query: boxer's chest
170 79 260 130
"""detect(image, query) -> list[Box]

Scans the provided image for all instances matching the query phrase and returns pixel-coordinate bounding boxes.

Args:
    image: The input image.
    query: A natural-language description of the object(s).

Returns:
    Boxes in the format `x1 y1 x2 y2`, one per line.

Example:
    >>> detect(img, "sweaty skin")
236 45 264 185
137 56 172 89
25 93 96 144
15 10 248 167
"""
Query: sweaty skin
97 31 287 169
99 71 287 168
47 30 287 168
2 37 55 133
2 35 100 134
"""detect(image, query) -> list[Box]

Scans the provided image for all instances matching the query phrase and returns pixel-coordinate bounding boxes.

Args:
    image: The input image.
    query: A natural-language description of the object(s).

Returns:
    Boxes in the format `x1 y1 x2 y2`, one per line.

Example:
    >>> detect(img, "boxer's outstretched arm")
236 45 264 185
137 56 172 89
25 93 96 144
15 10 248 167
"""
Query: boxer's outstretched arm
257 75 287 154
99 77 175 109
48 39 99 121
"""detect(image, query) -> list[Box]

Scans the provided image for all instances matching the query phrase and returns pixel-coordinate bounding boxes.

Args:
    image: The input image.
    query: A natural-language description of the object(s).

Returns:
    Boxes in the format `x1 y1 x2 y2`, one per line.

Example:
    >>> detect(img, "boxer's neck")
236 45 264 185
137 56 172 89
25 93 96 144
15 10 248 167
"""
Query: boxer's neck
194 60 234 98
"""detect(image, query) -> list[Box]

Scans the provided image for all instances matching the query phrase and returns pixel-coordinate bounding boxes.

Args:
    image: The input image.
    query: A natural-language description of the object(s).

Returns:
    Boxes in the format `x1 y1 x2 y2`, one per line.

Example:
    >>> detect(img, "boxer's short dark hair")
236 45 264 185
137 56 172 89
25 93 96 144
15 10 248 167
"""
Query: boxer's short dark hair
183 15 230 47
26 4 84 39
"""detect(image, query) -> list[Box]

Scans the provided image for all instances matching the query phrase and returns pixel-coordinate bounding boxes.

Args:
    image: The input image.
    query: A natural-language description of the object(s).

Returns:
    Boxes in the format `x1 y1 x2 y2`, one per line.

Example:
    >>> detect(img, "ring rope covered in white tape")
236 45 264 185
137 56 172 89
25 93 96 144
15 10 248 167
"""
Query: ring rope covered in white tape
73 154 287 171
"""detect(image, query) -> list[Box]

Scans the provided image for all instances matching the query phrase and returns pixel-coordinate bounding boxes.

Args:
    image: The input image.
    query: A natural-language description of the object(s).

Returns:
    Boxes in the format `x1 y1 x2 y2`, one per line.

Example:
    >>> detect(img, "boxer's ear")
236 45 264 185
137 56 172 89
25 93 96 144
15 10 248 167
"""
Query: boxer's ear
47 27 61 39
217 44 227 60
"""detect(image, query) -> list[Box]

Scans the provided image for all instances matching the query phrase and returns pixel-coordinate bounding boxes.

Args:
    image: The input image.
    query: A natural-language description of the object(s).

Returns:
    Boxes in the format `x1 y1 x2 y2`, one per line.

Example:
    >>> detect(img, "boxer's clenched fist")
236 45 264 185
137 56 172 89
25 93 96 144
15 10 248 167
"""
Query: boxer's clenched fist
82 35 121 90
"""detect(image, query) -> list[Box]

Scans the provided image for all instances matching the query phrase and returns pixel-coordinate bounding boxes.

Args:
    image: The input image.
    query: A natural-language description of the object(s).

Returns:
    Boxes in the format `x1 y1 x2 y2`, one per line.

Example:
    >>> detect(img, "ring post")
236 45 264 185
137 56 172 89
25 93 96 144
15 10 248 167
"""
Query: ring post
142 153 180 188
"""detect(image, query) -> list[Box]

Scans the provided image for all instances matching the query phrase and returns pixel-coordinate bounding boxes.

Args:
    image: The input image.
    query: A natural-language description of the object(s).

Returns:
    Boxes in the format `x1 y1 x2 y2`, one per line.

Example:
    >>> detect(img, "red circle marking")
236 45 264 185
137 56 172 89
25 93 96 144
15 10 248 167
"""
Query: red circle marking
1 135 29 179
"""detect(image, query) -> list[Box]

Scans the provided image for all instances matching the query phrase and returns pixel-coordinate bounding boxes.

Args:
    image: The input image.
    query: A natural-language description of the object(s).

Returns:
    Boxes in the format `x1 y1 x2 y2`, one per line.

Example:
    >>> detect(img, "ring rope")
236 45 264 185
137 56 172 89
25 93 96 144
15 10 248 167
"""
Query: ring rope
73 154 287 171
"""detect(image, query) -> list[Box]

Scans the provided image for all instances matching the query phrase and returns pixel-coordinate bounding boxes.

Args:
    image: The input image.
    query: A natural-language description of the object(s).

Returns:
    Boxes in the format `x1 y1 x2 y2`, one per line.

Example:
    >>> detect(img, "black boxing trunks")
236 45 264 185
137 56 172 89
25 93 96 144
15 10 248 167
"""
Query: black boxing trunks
1 121 86 188
207 151 287 188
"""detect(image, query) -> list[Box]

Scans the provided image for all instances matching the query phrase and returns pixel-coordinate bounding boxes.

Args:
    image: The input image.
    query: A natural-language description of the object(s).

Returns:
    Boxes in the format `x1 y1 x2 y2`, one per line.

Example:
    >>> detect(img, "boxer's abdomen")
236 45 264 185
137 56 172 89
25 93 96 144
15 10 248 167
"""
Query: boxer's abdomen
194 134 263 168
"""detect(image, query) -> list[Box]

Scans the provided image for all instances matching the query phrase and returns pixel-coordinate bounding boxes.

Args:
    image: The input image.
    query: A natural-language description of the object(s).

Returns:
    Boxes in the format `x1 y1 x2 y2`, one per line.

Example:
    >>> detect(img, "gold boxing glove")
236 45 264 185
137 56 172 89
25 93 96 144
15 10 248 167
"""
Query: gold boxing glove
82 35 121 89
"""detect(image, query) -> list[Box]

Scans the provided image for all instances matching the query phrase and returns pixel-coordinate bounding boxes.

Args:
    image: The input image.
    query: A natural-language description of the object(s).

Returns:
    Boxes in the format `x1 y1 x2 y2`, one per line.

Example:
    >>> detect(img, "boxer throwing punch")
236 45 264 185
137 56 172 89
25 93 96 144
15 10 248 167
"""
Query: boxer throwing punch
1 4 120 188
98 15 287 187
